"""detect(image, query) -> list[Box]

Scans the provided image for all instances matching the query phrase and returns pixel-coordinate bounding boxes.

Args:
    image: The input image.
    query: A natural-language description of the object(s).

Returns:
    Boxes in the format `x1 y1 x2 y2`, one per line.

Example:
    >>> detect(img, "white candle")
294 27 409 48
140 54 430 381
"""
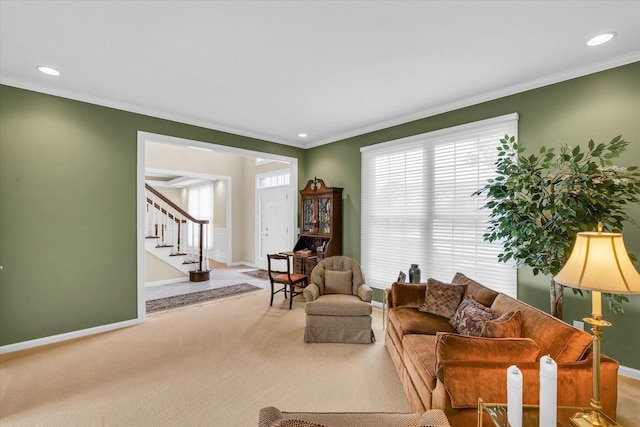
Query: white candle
592 291 602 317
539 355 557 427
507 365 523 427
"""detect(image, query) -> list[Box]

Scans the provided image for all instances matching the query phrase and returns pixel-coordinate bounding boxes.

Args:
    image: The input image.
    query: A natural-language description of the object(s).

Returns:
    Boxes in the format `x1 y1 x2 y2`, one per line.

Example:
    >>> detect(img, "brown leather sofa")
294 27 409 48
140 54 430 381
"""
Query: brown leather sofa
385 272 619 426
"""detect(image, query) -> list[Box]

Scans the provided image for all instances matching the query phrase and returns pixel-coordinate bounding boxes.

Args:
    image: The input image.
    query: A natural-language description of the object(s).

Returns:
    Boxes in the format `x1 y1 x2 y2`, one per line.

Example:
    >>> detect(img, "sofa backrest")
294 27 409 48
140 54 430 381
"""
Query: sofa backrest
452 272 500 307
491 294 593 363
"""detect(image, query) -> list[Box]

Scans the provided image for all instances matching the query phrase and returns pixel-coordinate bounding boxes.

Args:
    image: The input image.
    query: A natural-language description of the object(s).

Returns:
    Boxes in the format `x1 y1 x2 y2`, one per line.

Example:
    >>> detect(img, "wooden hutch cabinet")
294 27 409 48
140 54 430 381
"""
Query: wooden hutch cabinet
290 178 343 280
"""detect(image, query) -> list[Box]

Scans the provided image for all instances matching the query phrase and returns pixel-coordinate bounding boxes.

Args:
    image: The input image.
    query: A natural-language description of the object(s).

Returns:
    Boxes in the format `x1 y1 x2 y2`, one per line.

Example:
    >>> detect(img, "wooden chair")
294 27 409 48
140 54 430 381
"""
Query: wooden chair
267 253 308 310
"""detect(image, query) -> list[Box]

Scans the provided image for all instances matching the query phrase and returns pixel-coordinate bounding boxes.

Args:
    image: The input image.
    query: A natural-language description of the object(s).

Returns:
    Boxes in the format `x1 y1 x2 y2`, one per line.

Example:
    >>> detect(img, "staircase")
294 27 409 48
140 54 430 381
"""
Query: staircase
145 183 210 282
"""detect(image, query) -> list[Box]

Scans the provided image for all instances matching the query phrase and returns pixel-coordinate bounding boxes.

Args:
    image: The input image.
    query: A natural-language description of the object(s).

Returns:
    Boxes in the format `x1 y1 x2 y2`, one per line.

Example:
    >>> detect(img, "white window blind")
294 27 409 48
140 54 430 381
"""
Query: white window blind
361 113 518 297
188 182 214 249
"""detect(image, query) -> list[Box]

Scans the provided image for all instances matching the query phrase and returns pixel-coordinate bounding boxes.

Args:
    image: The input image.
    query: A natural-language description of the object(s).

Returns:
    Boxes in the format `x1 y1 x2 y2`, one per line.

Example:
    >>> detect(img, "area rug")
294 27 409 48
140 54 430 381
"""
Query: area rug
146 283 262 313
241 269 269 280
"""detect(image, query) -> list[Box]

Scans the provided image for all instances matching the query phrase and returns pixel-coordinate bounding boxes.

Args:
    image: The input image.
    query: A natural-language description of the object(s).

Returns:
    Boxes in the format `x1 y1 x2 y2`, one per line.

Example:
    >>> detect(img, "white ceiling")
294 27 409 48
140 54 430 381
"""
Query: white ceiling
1 1 639 148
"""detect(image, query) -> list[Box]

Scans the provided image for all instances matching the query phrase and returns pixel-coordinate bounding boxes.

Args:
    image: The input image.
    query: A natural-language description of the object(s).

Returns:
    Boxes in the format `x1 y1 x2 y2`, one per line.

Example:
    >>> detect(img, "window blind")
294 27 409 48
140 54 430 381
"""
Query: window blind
188 183 214 249
361 113 518 297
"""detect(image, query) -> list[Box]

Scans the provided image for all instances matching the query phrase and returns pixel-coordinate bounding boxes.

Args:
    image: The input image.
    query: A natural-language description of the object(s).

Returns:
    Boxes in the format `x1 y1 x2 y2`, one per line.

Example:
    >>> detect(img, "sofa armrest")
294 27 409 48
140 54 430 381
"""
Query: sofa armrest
357 284 373 302
303 283 320 302
435 357 618 413
390 282 427 308
435 332 541 380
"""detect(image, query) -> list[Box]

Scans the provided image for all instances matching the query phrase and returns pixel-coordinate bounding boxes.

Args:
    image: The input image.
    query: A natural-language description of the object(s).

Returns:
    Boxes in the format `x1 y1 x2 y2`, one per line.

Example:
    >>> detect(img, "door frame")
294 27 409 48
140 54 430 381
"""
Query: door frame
255 169 295 270
137 131 298 322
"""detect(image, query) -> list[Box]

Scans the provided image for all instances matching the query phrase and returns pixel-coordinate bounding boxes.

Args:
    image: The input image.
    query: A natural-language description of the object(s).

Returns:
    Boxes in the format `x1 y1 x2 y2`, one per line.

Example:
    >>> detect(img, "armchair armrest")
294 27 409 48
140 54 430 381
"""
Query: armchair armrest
390 282 427 308
357 284 373 302
303 283 320 302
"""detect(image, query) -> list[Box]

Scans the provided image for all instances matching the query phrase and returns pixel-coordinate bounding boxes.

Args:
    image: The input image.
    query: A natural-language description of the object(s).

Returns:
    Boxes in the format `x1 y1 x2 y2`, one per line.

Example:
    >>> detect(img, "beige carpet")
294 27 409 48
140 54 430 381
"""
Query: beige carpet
0 291 410 426
1 290 638 426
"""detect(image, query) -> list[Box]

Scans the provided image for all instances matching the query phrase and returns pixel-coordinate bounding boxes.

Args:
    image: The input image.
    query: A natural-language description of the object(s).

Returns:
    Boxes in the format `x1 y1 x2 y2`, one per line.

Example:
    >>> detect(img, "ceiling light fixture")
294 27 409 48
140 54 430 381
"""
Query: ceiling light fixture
37 66 61 76
298 133 308 138
586 32 617 47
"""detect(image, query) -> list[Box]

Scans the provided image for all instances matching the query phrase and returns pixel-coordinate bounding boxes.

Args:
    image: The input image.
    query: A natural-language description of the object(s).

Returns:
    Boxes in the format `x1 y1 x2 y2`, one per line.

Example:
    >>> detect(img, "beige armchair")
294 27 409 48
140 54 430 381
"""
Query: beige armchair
258 406 452 427
303 256 374 344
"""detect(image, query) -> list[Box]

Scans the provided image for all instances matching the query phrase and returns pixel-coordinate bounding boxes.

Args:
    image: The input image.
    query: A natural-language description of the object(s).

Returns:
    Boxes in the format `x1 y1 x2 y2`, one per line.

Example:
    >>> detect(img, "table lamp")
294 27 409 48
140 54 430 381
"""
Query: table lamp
554 223 640 427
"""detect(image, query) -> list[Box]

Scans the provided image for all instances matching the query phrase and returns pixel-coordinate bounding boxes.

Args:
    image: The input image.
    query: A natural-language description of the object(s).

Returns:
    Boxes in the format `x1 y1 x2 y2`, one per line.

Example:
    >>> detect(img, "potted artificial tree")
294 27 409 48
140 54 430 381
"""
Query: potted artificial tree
475 135 640 319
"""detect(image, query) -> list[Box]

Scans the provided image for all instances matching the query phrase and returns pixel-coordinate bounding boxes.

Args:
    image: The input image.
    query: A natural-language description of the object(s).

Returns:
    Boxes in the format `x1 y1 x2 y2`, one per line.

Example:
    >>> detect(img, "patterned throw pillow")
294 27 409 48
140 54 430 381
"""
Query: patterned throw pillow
483 311 522 338
449 296 498 336
418 278 466 319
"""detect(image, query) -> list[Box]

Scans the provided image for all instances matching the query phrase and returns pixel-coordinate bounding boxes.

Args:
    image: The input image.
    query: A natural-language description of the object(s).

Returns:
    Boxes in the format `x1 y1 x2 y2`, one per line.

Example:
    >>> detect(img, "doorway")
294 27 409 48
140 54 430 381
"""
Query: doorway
256 172 292 270
137 131 298 321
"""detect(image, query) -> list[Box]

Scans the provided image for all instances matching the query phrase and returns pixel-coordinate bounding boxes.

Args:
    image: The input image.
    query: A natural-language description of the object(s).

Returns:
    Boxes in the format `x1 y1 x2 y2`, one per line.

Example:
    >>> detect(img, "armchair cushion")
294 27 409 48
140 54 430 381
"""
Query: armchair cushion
305 294 372 316
325 270 353 295
271 420 328 427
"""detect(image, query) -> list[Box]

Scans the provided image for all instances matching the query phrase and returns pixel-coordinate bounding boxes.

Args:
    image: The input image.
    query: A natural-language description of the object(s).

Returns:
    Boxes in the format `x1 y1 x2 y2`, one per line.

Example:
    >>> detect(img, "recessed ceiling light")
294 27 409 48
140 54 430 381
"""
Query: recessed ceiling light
298 133 308 138
37 66 61 76
586 32 617 47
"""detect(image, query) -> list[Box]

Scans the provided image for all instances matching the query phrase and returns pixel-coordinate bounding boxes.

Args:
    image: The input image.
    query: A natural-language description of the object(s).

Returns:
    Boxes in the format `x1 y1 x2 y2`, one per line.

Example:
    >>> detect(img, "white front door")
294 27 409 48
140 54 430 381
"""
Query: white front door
257 186 291 269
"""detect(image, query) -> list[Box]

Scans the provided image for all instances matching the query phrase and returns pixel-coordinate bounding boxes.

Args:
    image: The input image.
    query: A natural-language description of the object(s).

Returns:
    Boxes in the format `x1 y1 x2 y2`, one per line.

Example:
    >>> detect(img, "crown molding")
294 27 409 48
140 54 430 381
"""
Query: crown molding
303 51 640 149
0 76 306 149
3 51 638 151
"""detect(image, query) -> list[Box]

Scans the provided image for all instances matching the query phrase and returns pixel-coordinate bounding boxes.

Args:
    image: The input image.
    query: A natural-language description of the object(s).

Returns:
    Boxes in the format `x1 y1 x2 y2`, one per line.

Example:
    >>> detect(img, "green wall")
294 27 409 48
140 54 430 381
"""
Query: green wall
306 62 640 369
0 85 306 346
2 62 639 370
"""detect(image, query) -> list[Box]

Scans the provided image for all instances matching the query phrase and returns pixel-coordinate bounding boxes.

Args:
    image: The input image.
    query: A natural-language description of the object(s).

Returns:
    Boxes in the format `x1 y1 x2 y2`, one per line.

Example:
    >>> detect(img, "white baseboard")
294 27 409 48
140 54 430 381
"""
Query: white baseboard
0 318 143 354
619 365 640 380
145 278 188 287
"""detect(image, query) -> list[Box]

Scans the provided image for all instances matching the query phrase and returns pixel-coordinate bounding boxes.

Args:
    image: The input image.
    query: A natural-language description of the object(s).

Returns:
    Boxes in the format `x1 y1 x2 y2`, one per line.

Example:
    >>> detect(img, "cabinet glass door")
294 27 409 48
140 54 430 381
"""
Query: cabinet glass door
318 197 331 234
303 198 315 232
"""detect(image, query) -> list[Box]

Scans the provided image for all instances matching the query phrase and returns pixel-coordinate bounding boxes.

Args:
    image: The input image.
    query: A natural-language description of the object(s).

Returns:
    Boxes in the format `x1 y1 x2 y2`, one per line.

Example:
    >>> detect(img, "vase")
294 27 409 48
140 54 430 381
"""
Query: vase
409 264 421 283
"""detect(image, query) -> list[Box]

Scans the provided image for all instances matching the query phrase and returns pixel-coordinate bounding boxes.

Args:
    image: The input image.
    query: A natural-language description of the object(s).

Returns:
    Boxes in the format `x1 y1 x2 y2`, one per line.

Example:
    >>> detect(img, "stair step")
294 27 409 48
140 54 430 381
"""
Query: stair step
170 252 187 257
145 235 160 239
182 260 198 265
156 244 174 248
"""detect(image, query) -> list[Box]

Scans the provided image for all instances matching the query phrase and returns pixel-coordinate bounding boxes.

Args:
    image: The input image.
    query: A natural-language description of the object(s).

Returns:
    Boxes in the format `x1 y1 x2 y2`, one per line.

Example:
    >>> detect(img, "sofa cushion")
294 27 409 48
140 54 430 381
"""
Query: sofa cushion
324 270 353 295
403 334 439 392
452 272 499 307
449 296 498 336
418 278 466 319
390 307 457 338
483 311 521 338
490 294 593 362
305 294 372 316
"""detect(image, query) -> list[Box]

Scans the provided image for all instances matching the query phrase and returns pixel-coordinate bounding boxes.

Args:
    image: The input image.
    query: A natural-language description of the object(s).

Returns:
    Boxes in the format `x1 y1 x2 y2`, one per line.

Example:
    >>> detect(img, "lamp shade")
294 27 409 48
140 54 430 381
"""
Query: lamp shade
554 231 640 294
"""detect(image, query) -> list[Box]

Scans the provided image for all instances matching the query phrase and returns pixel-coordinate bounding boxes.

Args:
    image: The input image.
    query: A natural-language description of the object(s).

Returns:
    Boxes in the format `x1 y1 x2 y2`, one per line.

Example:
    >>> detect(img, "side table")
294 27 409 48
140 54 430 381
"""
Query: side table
477 398 619 427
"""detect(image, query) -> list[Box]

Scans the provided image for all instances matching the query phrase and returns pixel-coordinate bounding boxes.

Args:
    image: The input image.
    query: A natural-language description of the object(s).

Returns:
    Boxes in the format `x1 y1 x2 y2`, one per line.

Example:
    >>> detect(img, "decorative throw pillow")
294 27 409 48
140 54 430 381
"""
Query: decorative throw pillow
324 270 353 295
449 296 498 336
418 278 466 319
483 311 522 338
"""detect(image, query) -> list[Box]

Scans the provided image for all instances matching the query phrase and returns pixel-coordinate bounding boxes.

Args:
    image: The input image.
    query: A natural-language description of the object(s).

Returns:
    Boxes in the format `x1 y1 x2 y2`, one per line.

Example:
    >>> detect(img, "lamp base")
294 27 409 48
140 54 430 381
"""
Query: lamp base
570 410 620 427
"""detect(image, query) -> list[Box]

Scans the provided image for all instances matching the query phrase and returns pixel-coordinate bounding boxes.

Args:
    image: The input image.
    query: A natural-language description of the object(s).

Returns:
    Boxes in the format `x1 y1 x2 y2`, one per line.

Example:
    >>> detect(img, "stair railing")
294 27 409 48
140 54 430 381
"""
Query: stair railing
145 183 211 282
